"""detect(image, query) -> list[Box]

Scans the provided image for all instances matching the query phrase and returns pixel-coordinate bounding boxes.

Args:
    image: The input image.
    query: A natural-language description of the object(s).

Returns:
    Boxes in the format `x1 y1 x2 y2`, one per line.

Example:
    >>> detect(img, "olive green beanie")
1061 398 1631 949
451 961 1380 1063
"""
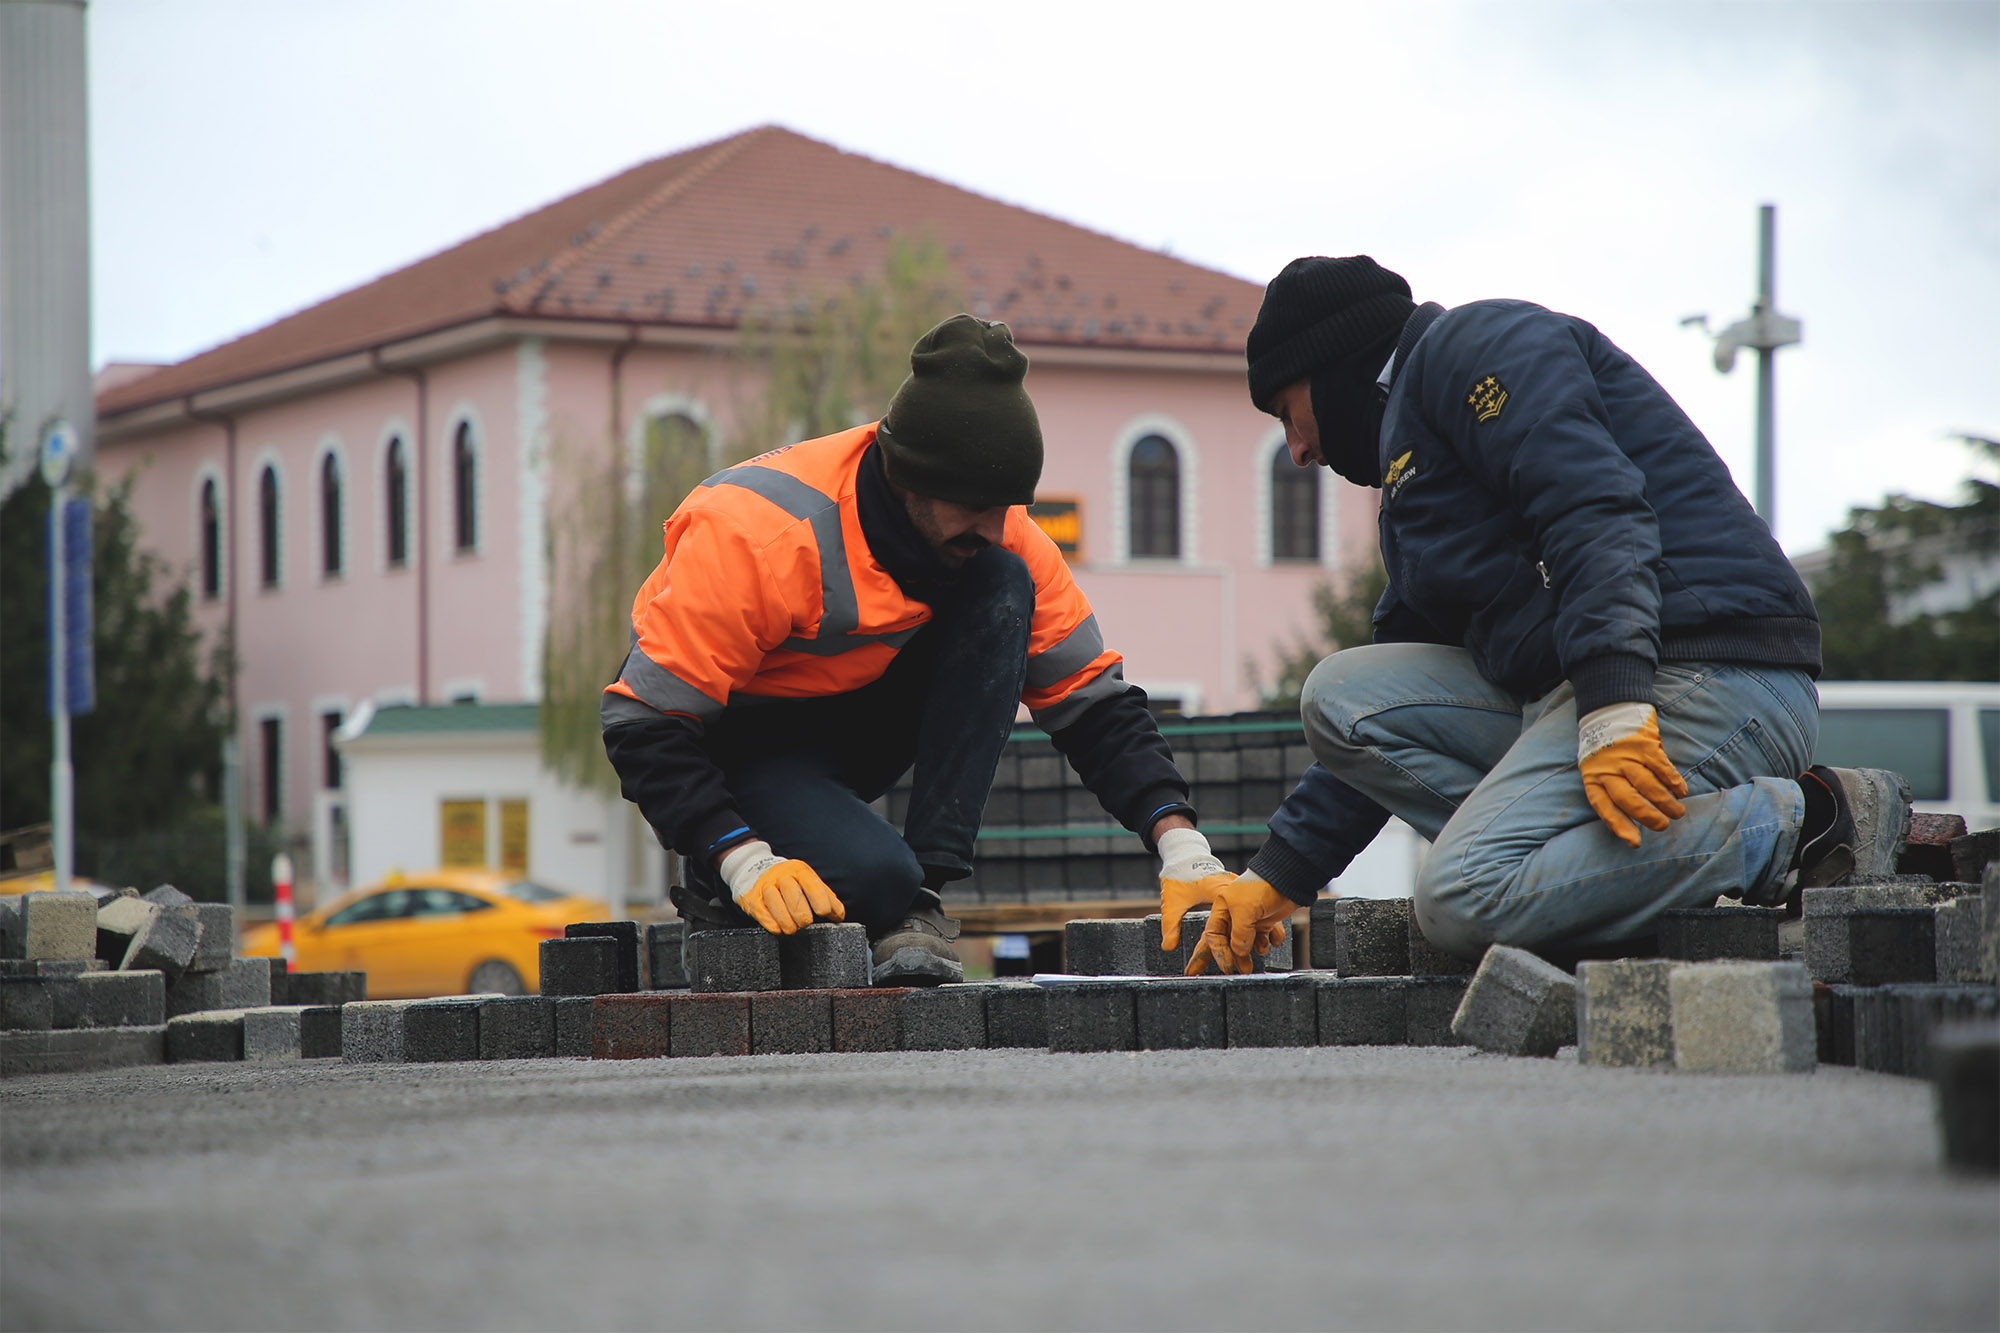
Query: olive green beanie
878 314 1043 508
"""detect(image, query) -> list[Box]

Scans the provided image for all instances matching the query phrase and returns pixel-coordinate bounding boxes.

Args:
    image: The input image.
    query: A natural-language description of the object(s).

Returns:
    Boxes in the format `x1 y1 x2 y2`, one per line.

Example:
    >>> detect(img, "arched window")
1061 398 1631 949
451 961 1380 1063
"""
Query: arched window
1127 434 1181 559
452 421 478 552
320 451 344 577
199 477 221 600
385 436 409 567
1270 448 1320 561
642 412 708 518
258 464 281 589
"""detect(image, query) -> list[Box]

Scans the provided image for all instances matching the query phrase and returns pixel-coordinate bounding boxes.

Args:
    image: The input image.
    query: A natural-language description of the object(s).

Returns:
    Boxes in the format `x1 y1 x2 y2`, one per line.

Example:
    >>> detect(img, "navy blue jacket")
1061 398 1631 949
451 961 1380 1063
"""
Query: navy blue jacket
1248 299 1820 904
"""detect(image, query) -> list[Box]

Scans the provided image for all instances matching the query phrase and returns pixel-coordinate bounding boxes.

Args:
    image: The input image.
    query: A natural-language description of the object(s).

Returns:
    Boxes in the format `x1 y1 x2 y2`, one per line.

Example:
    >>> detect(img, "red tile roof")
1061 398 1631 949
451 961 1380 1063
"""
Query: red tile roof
100 125 1265 417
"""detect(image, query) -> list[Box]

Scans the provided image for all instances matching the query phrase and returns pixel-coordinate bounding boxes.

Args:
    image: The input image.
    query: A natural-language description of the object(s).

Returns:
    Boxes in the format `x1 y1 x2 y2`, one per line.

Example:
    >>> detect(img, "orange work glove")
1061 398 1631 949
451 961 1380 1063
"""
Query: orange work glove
1157 827 1235 952
717 839 846 934
1186 872 1296 976
1578 702 1689 848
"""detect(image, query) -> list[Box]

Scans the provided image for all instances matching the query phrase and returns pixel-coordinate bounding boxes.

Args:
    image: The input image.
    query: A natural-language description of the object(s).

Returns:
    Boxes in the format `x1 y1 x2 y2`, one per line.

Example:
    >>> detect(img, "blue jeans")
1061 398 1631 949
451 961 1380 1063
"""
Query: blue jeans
1301 644 1818 957
699 547 1033 934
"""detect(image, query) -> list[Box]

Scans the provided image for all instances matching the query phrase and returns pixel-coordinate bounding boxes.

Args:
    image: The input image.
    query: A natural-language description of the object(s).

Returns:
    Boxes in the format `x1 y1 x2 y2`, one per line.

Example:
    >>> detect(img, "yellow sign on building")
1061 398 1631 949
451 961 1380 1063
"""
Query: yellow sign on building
499 799 529 873
1028 496 1082 560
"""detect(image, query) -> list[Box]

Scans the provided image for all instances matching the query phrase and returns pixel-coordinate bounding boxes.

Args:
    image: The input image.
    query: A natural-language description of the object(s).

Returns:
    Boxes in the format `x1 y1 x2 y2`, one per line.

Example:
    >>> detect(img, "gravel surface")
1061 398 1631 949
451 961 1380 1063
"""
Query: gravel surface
3 1047 1996 1331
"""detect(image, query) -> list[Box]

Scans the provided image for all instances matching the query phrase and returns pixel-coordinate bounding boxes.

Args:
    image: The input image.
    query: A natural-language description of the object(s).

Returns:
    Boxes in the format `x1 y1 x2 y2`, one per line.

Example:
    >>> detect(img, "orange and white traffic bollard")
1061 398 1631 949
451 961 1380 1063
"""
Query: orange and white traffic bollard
272 852 295 965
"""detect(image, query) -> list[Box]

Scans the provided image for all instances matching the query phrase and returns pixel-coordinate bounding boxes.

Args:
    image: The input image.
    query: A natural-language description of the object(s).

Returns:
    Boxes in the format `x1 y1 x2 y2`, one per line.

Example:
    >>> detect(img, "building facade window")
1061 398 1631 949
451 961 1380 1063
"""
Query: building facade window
1270 448 1320 561
258 464 281 588
322 709 344 790
320 451 344 577
1127 434 1181 559
642 411 707 516
385 436 409 567
259 716 283 823
452 421 478 552
199 477 221 600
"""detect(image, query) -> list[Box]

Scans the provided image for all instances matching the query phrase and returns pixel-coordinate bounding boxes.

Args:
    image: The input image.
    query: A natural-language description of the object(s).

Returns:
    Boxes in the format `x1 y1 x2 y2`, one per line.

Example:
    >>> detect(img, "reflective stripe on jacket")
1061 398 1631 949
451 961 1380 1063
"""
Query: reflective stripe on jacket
602 423 1122 731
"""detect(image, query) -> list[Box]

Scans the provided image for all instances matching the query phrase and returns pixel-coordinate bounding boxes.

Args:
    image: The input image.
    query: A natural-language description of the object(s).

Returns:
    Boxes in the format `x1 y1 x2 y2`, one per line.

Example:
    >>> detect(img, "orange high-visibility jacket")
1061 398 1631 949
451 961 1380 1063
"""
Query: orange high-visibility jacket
602 423 1126 730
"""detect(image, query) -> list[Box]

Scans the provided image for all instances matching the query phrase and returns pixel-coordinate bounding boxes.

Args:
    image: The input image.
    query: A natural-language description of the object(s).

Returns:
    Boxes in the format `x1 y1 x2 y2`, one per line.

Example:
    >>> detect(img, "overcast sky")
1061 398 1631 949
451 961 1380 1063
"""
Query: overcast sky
88 0 1997 554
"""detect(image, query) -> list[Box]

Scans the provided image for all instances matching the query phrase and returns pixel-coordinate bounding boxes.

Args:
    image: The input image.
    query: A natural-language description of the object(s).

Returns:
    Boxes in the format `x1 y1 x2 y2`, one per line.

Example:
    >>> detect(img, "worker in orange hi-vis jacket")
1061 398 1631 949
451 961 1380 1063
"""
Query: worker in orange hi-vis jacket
602 315 1235 985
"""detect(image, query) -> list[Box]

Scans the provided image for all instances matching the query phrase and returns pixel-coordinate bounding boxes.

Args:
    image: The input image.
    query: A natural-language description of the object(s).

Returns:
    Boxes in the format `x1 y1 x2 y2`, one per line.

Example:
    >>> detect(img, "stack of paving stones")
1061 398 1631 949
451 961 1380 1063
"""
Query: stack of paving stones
3 886 364 1076
886 711 1302 905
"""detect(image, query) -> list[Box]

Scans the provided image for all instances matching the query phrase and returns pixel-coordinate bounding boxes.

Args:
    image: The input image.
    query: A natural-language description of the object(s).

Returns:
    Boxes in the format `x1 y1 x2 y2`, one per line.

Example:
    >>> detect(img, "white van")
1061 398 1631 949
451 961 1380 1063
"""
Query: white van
1813 681 2000 833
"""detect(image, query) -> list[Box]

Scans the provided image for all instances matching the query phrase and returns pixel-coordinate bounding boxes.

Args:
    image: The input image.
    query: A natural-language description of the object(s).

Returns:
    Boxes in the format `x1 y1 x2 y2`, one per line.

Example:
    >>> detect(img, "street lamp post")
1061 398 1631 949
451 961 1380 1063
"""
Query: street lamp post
1707 204 1803 530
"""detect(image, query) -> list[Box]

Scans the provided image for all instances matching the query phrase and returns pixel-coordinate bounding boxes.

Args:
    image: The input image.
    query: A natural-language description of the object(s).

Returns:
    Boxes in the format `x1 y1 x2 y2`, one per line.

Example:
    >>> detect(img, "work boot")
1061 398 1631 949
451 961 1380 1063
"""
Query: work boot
1793 765 1913 889
870 889 963 987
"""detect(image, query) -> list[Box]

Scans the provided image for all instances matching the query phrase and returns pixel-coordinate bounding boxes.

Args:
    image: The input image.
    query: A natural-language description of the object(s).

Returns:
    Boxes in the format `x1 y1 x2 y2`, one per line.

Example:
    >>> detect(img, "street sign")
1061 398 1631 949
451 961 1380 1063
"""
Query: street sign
37 419 77 488
47 495 93 716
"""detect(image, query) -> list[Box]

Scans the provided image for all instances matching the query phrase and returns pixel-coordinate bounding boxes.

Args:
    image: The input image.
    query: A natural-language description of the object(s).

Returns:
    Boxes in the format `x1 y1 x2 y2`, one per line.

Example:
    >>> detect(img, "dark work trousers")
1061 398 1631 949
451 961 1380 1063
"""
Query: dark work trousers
697 546 1033 934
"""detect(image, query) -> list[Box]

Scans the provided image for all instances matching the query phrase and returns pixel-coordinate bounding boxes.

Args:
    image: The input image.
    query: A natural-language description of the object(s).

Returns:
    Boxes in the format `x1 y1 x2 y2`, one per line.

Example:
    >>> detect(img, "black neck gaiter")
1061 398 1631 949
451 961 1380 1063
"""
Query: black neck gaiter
1308 330 1399 489
856 441 959 605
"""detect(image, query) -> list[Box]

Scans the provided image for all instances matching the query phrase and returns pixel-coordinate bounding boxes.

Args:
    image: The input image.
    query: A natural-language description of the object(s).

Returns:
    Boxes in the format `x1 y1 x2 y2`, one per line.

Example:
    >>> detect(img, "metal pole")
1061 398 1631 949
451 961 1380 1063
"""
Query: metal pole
223 733 244 945
48 484 72 892
1754 204 1777 529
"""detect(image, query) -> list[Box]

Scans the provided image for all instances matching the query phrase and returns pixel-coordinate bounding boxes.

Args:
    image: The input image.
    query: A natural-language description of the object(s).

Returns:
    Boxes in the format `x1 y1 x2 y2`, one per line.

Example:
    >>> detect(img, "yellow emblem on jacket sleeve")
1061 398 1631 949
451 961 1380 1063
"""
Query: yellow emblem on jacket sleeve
1466 375 1510 423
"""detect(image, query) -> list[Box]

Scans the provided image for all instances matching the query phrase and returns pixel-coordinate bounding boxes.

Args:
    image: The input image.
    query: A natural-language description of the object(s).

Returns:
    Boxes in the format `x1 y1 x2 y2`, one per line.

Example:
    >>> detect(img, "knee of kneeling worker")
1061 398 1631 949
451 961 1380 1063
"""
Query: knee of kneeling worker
964 546 1034 618
1299 647 1382 767
1411 865 1494 963
822 839 925 933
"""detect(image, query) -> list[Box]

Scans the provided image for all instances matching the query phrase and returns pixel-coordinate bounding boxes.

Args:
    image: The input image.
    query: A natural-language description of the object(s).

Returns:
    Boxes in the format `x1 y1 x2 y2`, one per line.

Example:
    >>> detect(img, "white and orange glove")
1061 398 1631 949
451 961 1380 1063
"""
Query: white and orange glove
1157 827 1234 954
1578 702 1689 848
1186 872 1295 976
717 839 846 935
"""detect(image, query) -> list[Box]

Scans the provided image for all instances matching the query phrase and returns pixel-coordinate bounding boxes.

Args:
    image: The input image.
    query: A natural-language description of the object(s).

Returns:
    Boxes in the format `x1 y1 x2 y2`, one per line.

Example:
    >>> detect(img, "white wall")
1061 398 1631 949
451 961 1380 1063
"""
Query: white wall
338 732 663 903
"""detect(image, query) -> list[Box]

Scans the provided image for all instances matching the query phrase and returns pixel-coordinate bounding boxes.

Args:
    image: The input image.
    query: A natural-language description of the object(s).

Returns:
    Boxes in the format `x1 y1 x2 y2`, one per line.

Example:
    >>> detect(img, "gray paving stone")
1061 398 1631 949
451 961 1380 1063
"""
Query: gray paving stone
1985 864 2000 984
163 969 226 1017
900 987 987 1050
0 897 20 959
186 903 235 972
1406 976 1471 1046
984 983 1048 1048
685 928 781 993
122 907 199 980
166 1009 248 1062
1225 976 1316 1047
590 994 673 1059
220 956 274 1009
1668 961 1815 1074
94 895 157 964
143 885 196 908
564 921 641 993
1136 979 1228 1049
750 990 831 1054
243 1006 310 1061
300 1005 342 1058
552 996 593 1056
1856 984 2000 1079
1332 898 1411 977
478 996 555 1059
1451 947 1575 1057
1656 906 1781 962
1935 898 1989 984
1577 959 1676 1068
644 922 687 989
1949 829 1998 885
1848 908 1937 984
342 999 420 1063
778 922 871 990
283 971 366 1006
1 1025 166 1077
1813 983 1863 1067
0 975 55 1030
1144 912 1204 976
670 993 751 1057
1308 898 1340 970
1046 983 1137 1052
54 970 165 1029
405 999 482 1062
539 936 621 997
1316 976 1408 1045
1930 1020 1998 1174
22 892 97 962
0 959 88 978
1064 919 1148 976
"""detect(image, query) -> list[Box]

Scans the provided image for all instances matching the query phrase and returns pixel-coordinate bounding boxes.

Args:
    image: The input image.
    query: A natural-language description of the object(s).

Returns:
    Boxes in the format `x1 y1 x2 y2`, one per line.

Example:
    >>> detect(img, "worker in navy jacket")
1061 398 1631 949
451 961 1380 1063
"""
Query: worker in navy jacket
1163 256 1910 973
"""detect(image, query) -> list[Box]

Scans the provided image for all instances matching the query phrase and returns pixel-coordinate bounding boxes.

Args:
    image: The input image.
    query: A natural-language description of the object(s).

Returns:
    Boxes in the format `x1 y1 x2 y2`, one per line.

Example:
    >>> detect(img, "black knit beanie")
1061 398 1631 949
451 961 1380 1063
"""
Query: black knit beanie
1245 256 1415 410
879 314 1044 508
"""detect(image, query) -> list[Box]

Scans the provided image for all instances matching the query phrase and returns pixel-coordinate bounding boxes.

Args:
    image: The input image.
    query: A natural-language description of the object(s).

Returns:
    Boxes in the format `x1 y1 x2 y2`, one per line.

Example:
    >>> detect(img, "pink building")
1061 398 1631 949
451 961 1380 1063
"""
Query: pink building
95 126 1374 896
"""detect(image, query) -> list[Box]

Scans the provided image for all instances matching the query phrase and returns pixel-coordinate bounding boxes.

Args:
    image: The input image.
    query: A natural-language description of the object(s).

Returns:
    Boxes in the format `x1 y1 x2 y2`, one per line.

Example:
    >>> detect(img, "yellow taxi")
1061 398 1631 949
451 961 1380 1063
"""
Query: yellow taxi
242 869 607 999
